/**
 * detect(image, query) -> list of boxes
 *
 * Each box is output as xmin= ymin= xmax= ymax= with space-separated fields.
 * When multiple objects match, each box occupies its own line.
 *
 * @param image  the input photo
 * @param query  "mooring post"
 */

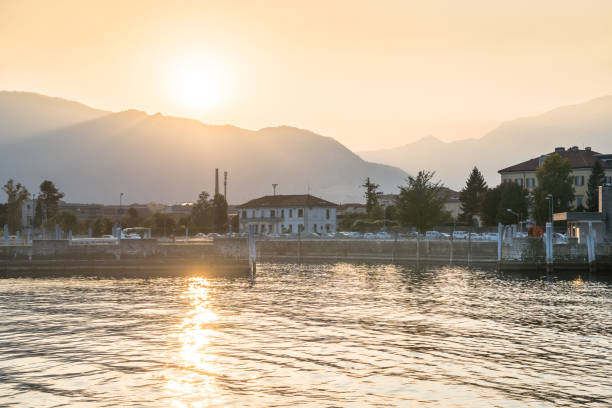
xmin=497 ymin=222 xmax=503 ymax=272
xmin=3 ymin=224 xmax=8 ymax=245
xmin=185 ymin=227 xmax=189 ymax=242
xmin=587 ymin=221 xmax=596 ymax=274
xmin=545 ymin=222 xmax=553 ymax=274
xmin=68 ymin=230 xmax=72 ymax=246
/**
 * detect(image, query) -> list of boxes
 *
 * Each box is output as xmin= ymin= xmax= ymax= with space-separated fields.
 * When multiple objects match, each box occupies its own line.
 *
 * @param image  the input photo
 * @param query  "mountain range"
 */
xmin=2 ymin=91 xmax=611 ymax=205
xmin=0 ymin=92 xmax=407 ymax=204
xmin=360 ymin=95 xmax=612 ymax=190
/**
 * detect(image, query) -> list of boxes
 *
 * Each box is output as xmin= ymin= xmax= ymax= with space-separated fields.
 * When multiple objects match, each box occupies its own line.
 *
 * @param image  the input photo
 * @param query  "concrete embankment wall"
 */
xmin=0 ymin=239 xmax=249 ymax=277
xmin=220 ymin=239 xmax=499 ymax=263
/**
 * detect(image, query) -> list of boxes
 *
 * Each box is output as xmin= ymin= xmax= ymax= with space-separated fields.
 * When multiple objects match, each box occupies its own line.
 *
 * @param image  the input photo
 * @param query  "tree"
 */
xmin=361 ymin=177 xmax=382 ymax=219
xmin=147 ymin=212 xmax=176 ymax=237
xmin=395 ymin=170 xmax=448 ymax=233
xmin=384 ymin=204 xmax=396 ymax=221
xmin=533 ymin=153 xmax=575 ymax=225
xmin=338 ymin=211 xmax=367 ymax=231
xmin=0 ymin=203 xmax=7 ymax=228
xmin=212 ymin=193 xmax=228 ymax=233
xmin=480 ymin=185 xmax=503 ymax=226
xmin=2 ymin=179 xmax=29 ymax=232
xmin=496 ymin=182 xmax=528 ymax=225
xmin=92 ymin=217 xmax=115 ymax=236
xmin=52 ymin=211 xmax=79 ymax=233
xmin=122 ymin=207 xmax=141 ymax=228
xmin=459 ymin=167 xmax=488 ymax=224
xmin=190 ymin=191 xmax=213 ymax=232
xmin=38 ymin=180 xmax=64 ymax=221
xmin=586 ymin=160 xmax=606 ymax=211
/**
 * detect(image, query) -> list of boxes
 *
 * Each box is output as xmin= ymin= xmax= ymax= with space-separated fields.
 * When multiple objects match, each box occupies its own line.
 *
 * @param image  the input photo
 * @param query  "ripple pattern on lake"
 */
xmin=0 ymin=264 xmax=611 ymax=407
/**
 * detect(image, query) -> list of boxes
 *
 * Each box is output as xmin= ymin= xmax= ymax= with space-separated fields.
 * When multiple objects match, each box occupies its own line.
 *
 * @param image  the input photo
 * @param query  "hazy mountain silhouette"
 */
xmin=0 ymin=91 xmax=407 ymax=204
xmin=360 ymin=95 xmax=612 ymax=190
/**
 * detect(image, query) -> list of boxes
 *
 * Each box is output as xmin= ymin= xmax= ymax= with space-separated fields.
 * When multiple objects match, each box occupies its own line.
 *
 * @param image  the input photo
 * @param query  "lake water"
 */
xmin=0 ymin=263 xmax=611 ymax=407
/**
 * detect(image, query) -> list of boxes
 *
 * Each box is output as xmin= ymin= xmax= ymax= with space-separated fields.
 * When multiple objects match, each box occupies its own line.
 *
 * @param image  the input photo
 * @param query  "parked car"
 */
xmin=468 ymin=232 xmax=483 ymax=240
xmin=194 ymin=232 xmax=207 ymax=238
xmin=425 ymin=231 xmax=442 ymax=240
xmin=363 ymin=232 xmax=376 ymax=239
xmin=348 ymin=232 xmax=361 ymax=239
xmin=376 ymin=232 xmax=393 ymax=239
xmin=484 ymin=232 xmax=498 ymax=241
xmin=453 ymin=231 xmax=468 ymax=240
xmin=440 ymin=233 xmax=451 ymax=240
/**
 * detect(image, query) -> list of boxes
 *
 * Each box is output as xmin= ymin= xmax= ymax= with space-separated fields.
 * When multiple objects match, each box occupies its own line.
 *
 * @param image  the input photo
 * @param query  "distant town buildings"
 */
xmin=498 ymin=146 xmax=612 ymax=208
xmin=238 ymin=194 xmax=337 ymax=234
xmin=440 ymin=188 xmax=461 ymax=219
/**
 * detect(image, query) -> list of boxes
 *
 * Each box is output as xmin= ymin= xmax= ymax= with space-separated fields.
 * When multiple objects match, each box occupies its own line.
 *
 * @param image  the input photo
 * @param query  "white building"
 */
xmin=21 ymin=199 xmax=35 ymax=228
xmin=238 ymin=194 xmax=337 ymax=235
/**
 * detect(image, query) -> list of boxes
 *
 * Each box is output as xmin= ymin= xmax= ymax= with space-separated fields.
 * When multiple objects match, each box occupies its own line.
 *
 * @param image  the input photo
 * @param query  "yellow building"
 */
xmin=498 ymin=146 xmax=612 ymax=208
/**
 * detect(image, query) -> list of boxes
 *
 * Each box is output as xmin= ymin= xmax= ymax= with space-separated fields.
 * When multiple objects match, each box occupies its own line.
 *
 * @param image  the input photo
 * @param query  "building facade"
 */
xmin=238 ymin=194 xmax=337 ymax=235
xmin=498 ymin=146 xmax=612 ymax=208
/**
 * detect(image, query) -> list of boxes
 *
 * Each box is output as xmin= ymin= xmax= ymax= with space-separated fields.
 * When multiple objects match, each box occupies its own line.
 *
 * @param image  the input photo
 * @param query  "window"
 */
xmin=298 ymin=209 xmax=304 ymax=217
xmin=575 ymin=175 xmax=584 ymax=186
xmin=241 ymin=210 xmax=247 ymax=219
xmin=576 ymin=195 xmax=584 ymax=208
xmin=313 ymin=224 xmax=317 ymax=232
xmin=606 ymin=176 xmax=612 ymax=185
xmin=281 ymin=209 xmax=284 ymax=218
xmin=326 ymin=224 xmax=331 ymax=232
xmin=526 ymin=178 xmax=535 ymax=188
xmin=289 ymin=209 xmax=293 ymax=218
xmin=326 ymin=208 xmax=330 ymax=219
xmin=515 ymin=178 xmax=523 ymax=186
xmin=270 ymin=210 xmax=276 ymax=217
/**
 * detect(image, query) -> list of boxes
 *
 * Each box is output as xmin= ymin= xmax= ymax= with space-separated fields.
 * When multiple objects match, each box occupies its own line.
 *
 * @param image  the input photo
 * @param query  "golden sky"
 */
xmin=1 ymin=0 xmax=611 ymax=150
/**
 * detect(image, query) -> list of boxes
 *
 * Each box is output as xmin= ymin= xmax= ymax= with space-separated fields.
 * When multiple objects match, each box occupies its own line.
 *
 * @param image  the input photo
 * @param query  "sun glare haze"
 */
xmin=1 ymin=1 xmax=612 ymax=407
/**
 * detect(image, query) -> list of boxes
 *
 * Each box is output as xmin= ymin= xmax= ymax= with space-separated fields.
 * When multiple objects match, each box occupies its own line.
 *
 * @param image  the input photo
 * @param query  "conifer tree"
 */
xmin=459 ymin=167 xmax=487 ymax=224
xmin=361 ymin=177 xmax=382 ymax=219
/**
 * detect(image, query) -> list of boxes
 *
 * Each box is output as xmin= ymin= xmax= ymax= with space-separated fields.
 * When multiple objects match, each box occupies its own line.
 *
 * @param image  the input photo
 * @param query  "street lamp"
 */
xmin=545 ymin=194 xmax=553 ymax=226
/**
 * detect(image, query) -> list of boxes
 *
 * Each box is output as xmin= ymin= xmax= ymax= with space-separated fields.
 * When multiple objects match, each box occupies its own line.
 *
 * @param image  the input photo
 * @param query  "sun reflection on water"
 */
xmin=166 ymin=278 xmax=224 ymax=407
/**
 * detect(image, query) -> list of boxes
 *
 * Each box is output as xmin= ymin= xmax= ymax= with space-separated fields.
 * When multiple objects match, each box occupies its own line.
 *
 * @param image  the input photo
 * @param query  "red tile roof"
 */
xmin=499 ymin=149 xmax=612 ymax=173
xmin=238 ymin=194 xmax=337 ymax=208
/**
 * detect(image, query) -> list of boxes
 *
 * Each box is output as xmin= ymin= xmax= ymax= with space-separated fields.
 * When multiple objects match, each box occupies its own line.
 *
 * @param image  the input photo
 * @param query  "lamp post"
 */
xmin=506 ymin=208 xmax=520 ymax=232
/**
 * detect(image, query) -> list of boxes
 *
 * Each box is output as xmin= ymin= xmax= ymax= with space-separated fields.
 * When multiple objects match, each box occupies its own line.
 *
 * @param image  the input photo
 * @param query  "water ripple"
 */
xmin=0 ymin=264 xmax=611 ymax=407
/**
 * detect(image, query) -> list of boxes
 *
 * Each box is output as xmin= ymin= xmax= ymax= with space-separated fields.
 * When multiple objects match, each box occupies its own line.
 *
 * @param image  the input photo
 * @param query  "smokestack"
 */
xmin=224 ymin=171 xmax=228 ymax=199
xmin=215 ymin=168 xmax=219 ymax=196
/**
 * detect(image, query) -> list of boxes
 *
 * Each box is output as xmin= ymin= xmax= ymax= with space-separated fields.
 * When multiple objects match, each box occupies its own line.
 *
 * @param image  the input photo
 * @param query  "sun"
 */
xmin=172 ymin=62 xmax=225 ymax=112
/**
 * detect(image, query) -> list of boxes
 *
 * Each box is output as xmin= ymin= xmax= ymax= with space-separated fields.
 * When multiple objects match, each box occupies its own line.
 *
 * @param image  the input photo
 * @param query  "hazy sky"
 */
xmin=2 ymin=0 xmax=611 ymax=150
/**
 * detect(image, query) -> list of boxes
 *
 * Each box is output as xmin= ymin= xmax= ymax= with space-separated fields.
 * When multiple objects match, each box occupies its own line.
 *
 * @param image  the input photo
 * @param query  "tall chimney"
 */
xmin=215 ymin=168 xmax=219 ymax=196
xmin=224 ymin=171 xmax=228 ymax=199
